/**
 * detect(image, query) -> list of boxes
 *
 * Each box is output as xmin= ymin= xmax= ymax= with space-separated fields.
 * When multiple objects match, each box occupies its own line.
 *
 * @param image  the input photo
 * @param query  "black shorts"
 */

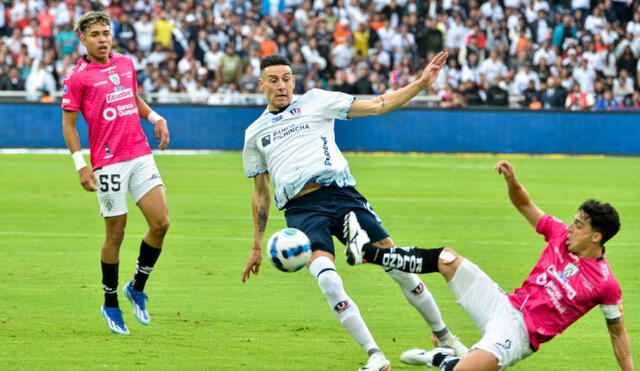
xmin=284 ymin=185 xmax=389 ymax=255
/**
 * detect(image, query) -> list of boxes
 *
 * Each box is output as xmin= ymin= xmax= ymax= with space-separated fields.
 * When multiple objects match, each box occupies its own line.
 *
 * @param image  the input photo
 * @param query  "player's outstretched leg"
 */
xmin=343 ymin=212 xmax=468 ymax=356
xmin=309 ymin=255 xmax=390 ymax=371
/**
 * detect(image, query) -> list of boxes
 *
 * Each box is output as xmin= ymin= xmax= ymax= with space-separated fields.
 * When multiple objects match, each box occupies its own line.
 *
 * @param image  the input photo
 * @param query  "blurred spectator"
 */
xmin=0 ymin=67 xmax=24 ymax=90
xmin=565 ymin=83 xmax=595 ymax=110
xmin=612 ymin=70 xmax=635 ymax=101
xmin=55 ymin=24 xmax=78 ymax=58
xmin=594 ymin=90 xmax=620 ymax=110
xmin=486 ymin=77 xmax=510 ymax=106
xmin=218 ymin=44 xmax=242 ymax=84
xmin=523 ymin=79 xmax=541 ymax=106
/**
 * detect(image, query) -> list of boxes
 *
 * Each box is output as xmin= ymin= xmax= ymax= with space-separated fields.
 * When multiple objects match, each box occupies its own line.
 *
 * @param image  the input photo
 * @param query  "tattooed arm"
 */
xmin=242 ymin=173 xmax=271 ymax=282
xmin=347 ymin=51 xmax=448 ymax=118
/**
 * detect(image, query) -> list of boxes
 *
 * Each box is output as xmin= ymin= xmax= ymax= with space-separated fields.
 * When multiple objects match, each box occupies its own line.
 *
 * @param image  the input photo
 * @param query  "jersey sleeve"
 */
xmin=61 ymin=72 xmax=83 ymax=111
xmin=306 ymin=88 xmax=355 ymax=120
xmin=243 ymin=132 xmax=267 ymax=178
xmin=535 ymin=214 xmax=567 ymax=242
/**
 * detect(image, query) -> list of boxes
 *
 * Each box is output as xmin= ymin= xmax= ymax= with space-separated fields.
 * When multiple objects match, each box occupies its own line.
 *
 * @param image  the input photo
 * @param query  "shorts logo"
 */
xmin=496 ymin=339 xmax=512 ymax=349
xmin=150 ymin=173 xmax=160 ymax=180
xmin=411 ymin=282 xmax=425 ymax=295
xmin=261 ymin=135 xmax=271 ymax=147
xmin=103 ymin=194 xmax=115 ymax=212
xmin=334 ymin=300 xmax=350 ymax=313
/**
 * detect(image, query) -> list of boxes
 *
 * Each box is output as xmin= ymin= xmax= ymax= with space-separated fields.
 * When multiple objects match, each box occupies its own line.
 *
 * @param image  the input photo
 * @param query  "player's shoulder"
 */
xmin=63 ymin=58 xmax=90 ymax=83
xmin=111 ymin=52 xmax=134 ymax=65
xmin=245 ymin=110 xmax=271 ymax=138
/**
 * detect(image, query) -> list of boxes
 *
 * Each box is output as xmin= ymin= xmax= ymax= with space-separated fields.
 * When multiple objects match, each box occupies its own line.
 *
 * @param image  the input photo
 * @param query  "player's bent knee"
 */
xmin=150 ymin=217 xmax=170 ymax=237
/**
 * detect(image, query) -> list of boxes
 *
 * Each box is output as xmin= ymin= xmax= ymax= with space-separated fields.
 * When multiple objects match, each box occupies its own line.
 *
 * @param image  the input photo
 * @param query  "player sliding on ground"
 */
xmin=242 ymin=52 xmax=468 ymax=371
xmin=61 ymin=11 xmax=170 ymax=335
xmin=343 ymin=160 xmax=633 ymax=370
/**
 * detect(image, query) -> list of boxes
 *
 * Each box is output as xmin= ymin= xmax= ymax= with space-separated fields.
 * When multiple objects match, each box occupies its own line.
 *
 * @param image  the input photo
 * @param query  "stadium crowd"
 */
xmin=0 ymin=0 xmax=639 ymax=110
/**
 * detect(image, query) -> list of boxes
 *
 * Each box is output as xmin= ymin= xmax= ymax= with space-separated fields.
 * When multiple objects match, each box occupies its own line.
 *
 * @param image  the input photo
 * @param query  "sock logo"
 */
xmin=334 ymin=300 xmax=350 ymax=313
xmin=411 ymin=282 xmax=425 ymax=295
xmin=382 ymin=252 xmax=423 ymax=273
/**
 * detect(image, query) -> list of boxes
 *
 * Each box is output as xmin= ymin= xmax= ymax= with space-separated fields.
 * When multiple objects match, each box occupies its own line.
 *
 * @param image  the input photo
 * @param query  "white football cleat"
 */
xmin=359 ymin=351 xmax=391 ymax=371
xmin=400 ymin=347 xmax=455 ymax=367
xmin=437 ymin=332 xmax=469 ymax=357
xmin=343 ymin=211 xmax=370 ymax=265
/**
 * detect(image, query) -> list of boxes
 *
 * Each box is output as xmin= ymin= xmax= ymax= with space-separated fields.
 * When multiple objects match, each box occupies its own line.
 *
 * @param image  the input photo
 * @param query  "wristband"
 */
xmin=71 ymin=151 xmax=87 ymax=171
xmin=148 ymin=111 xmax=164 ymax=124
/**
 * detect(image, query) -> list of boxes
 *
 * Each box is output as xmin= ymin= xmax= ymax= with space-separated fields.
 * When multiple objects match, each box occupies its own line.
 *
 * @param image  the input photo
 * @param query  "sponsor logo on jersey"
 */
xmin=271 ymin=115 xmax=283 ymax=123
xmin=271 ymin=123 xmax=310 ymax=142
xmin=563 ymin=262 xmax=579 ymax=278
xmin=109 ymin=73 xmax=120 ymax=85
xmin=62 ymin=98 xmax=71 ymax=104
xmin=321 ymin=136 xmax=331 ymax=166
xmin=106 ymin=87 xmax=133 ymax=103
xmin=102 ymin=103 xmax=137 ymax=121
xmin=261 ymin=134 xmax=271 ymax=147
xmin=101 ymin=66 xmax=117 ymax=73
xmin=63 ymin=85 xmax=68 ymax=94
xmin=93 ymin=81 xmax=107 ymax=87
xmin=334 ymin=300 xmax=350 ymax=313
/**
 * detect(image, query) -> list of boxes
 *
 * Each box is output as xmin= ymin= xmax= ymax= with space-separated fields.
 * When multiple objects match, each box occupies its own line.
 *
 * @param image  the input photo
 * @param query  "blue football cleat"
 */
xmin=123 ymin=281 xmax=150 ymax=325
xmin=101 ymin=304 xmax=129 ymax=335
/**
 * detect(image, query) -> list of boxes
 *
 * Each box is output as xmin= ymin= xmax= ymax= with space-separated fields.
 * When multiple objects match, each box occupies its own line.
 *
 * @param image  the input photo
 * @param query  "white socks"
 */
xmin=386 ymin=268 xmax=447 ymax=333
xmin=309 ymin=256 xmax=379 ymax=353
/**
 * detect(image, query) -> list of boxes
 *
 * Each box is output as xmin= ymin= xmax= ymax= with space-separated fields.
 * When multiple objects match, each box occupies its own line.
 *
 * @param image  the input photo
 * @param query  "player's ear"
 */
xmin=591 ymin=231 xmax=603 ymax=245
xmin=258 ymin=78 xmax=264 ymax=92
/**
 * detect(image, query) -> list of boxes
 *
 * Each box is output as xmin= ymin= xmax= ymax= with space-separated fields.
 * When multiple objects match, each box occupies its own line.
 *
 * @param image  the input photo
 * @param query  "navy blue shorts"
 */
xmin=284 ymin=185 xmax=389 ymax=256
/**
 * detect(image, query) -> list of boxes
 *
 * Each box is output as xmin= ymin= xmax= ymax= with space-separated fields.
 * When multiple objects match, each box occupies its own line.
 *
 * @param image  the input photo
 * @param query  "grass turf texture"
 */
xmin=0 ymin=153 xmax=638 ymax=370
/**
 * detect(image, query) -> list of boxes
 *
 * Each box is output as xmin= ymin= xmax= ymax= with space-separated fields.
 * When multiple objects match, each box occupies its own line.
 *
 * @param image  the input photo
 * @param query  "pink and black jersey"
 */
xmin=62 ymin=52 xmax=151 ymax=169
xmin=508 ymin=214 xmax=622 ymax=350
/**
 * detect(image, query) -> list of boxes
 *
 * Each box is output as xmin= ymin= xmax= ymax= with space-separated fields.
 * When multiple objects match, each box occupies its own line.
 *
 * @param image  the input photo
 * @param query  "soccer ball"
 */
xmin=267 ymin=228 xmax=312 ymax=272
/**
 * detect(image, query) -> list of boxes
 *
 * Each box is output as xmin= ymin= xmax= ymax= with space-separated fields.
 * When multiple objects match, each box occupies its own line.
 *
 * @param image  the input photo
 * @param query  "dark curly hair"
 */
xmin=579 ymin=199 xmax=620 ymax=244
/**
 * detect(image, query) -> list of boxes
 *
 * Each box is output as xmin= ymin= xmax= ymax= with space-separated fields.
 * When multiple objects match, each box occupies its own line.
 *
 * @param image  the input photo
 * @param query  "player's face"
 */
xmin=566 ymin=211 xmax=599 ymax=254
xmin=80 ymin=23 xmax=112 ymax=63
xmin=260 ymin=65 xmax=295 ymax=110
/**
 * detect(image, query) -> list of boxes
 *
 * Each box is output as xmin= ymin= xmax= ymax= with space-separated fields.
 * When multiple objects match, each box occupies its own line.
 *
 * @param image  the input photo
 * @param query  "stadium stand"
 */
xmin=0 ymin=0 xmax=638 ymax=110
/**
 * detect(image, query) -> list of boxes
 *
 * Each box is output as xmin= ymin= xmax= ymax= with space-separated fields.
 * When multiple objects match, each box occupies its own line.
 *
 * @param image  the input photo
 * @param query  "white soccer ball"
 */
xmin=267 ymin=228 xmax=311 ymax=272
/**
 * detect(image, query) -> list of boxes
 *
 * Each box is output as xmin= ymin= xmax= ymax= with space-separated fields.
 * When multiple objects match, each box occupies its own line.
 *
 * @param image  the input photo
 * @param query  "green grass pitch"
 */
xmin=1 ymin=153 xmax=638 ymax=370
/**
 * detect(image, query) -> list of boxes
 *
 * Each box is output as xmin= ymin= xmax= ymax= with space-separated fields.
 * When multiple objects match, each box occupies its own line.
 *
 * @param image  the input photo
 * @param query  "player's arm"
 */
xmin=494 ymin=160 xmax=544 ymax=228
xmin=607 ymin=316 xmax=634 ymax=370
xmin=242 ymin=172 xmax=271 ymax=282
xmin=135 ymin=94 xmax=169 ymax=150
xmin=347 ymin=51 xmax=448 ymax=118
xmin=62 ymin=109 xmax=97 ymax=191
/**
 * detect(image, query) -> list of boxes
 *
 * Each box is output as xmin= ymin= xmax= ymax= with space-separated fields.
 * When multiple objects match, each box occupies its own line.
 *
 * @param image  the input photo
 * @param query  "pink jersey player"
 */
xmin=62 ymin=52 xmax=151 ymax=169
xmin=62 ymin=11 xmax=170 ymax=337
xmin=345 ymin=160 xmax=633 ymax=370
xmin=509 ymin=214 xmax=622 ymax=350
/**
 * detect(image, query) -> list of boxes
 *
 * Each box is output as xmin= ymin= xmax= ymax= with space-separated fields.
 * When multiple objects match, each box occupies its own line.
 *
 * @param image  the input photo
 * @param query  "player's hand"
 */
xmin=242 ymin=248 xmax=262 ymax=283
xmin=494 ymin=160 xmax=516 ymax=182
xmin=154 ymin=119 xmax=170 ymax=150
xmin=419 ymin=51 xmax=448 ymax=89
xmin=78 ymin=167 xmax=97 ymax=191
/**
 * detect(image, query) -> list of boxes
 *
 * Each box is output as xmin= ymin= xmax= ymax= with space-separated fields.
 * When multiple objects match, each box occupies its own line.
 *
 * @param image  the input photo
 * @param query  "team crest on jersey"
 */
xmin=563 ymin=262 xmax=579 ymax=277
xmin=289 ymin=107 xmax=301 ymax=116
xmin=108 ymin=73 xmax=120 ymax=86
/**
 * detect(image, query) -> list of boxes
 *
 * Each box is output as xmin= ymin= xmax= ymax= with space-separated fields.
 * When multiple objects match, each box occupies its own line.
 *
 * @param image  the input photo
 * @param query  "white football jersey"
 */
xmin=243 ymin=89 xmax=356 ymax=209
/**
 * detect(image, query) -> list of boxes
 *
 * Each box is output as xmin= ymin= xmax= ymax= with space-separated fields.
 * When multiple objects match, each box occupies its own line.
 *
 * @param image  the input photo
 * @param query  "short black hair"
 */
xmin=579 ymin=199 xmax=620 ymax=244
xmin=260 ymin=55 xmax=292 ymax=71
